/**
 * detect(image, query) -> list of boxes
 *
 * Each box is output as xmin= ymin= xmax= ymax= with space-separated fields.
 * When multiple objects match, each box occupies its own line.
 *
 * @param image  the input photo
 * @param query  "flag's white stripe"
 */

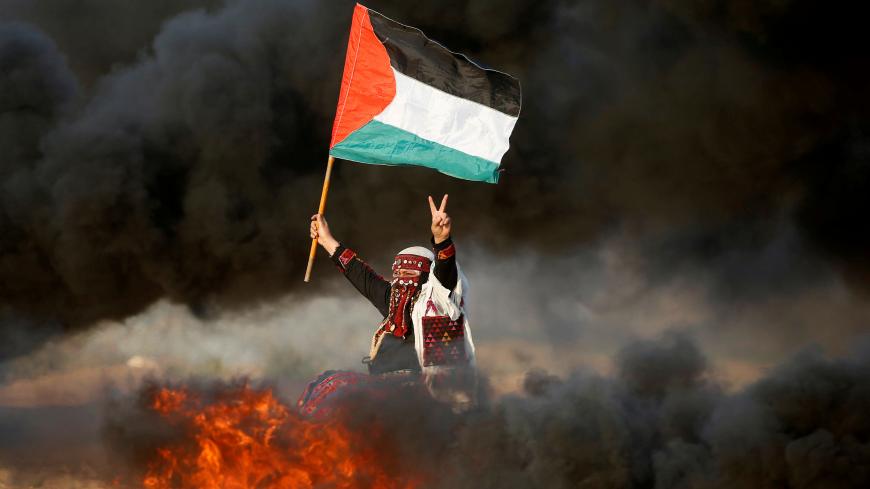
xmin=373 ymin=69 xmax=518 ymax=164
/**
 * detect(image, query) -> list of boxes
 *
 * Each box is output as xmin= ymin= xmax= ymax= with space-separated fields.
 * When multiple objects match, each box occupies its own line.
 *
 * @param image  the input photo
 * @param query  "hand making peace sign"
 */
xmin=429 ymin=194 xmax=451 ymax=244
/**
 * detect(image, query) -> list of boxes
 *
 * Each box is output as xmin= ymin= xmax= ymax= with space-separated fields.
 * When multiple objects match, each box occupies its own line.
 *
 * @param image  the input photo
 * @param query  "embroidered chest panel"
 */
xmin=421 ymin=314 xmax=466 ymax=367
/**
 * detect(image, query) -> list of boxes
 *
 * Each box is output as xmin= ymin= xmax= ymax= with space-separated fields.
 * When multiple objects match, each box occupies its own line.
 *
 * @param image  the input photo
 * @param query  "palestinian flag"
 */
xmin=328 ymin=4 xmax=521 ymax=184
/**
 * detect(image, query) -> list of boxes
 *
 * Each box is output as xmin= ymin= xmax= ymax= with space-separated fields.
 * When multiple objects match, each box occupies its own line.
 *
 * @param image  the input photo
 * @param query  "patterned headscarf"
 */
xmin=370 ymin=246 xmax=433 ymax=358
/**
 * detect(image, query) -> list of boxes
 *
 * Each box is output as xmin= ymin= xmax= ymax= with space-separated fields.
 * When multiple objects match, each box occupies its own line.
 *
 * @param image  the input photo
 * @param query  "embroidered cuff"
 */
xmin=432 ymin=236 xmax=455 ymax=261
xmin=329 ymin=244 xmax=357 ymax=273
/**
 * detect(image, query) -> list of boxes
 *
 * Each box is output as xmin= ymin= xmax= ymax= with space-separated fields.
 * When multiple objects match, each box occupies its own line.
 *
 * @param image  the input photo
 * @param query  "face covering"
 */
xmin=382 ymin=253 xmax=432 ymax=338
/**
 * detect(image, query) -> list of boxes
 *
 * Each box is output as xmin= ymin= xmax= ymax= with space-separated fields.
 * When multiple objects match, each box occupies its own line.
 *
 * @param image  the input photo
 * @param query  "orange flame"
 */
xmin=142 ymin=385 xmax=418 ymax=489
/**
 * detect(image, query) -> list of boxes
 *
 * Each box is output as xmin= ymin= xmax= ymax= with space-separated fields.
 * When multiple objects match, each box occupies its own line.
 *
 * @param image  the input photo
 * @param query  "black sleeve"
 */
xmin=330 ymin=244 xmax=391 ymax=318
xmin=432 ymin=236 xmax=458 ymax=290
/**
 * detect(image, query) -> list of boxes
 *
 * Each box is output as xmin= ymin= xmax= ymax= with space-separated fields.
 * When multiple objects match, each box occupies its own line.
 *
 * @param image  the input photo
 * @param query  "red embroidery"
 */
xmin=422 ymin=315 xmax=467 ymax=367
xmin=382 ymin=253 xmax=429 ymax=338
xmin=296 ymin=371 xmax=370 ymax=418
xmin=338 ymin=248 xmax=356 ymax=269
xmin=437 ymin=243 xmax=455 ymax=260
xmin=386 ymin=284 xmax=417 ymax=338
xmin=391 ymin=254 xmax=432 ymax=274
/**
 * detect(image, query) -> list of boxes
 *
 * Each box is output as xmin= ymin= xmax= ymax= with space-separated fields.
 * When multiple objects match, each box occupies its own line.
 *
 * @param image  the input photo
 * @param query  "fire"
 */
xmin=142 ymin=384 xmax=417 ymax=489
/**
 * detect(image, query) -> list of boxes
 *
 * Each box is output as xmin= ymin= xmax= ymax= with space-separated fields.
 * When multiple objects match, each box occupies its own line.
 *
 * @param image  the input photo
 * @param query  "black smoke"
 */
xmin=98 ymin=333 xmax=870 ymax=488
xmin=1 ymin=0 xmax=869 ymax=353
xmin=0 ymin=0 xmax=223 ymax=85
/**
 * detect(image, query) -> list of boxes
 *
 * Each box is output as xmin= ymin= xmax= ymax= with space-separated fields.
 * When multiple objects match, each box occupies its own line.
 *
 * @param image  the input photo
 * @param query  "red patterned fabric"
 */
xmin=296 ymin=370 xmax=370 ymax=418
xmin=338 ymin=248 xmax=357 ymax=269
xmin=436 ymin=243 xmax=455 ymax=260
xmin=391 ymin=254 xmax=432 ymax=274
xmin=422 ymin=314 xmax=467 ymax=367
xmin=380 ymin=253 xmax=432 ymax=338
xmin=297 ymin=370 xmax=423 ymax=418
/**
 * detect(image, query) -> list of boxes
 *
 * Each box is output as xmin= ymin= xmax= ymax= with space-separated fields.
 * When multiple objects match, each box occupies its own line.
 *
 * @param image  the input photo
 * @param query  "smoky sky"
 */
xmin=1 ymin=0 xmax=869 ymax=353
xmin=92 ymin=332 xmax=870 ymax=489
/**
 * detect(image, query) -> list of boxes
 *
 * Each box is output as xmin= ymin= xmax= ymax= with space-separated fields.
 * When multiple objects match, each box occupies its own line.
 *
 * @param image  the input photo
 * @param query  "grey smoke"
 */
xmin=438 ymin=333 xmax=869 ymax=488
xmin=92 ymin=332 xmax=870 ymax=488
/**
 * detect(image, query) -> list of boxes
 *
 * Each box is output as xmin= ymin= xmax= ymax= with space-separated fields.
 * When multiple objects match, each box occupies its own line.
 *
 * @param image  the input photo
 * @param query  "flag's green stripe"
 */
xmin=329 ymin=120 xmax=501 ymax=184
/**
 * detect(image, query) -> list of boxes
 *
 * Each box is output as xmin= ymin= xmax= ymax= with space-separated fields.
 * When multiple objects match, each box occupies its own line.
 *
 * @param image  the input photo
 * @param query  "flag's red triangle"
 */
xmin=330 ymin=4 xmax=396 ymax=148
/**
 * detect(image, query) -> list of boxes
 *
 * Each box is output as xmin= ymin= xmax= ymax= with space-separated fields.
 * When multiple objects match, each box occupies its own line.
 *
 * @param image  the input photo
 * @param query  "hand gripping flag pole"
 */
xmin=305 ymin=3 xmax=520 ymax=281
xmin=303 ymin=155 xmax=334 ymax=283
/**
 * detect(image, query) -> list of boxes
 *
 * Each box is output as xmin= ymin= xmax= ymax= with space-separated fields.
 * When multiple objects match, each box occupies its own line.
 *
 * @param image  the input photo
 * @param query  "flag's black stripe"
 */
xmin=368 ymin=10 xmax=521 ymax=117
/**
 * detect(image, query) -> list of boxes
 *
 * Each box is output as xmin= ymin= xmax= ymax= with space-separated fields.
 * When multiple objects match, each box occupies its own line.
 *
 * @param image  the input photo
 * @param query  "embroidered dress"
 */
xmin=328 ymin=238 xmax=476 ymax=378
xmin=292 ymin=237 xmax=478 ymax=414
xmin=410 ymin=253 xmax=477 ymax=406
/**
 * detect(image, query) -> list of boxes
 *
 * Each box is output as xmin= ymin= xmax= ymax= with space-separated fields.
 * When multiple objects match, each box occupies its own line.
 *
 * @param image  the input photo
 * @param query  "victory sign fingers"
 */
xmin=428 ymin=194 xmax=449 ymax=218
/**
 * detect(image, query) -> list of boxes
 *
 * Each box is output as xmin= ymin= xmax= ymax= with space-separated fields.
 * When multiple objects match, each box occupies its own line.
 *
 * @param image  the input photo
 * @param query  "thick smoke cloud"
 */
xmin=1 ymin=0 xmax=348 ymax=339
xmin=1 ymin=0 xmax=869 ymax=354
xmin=90 ymin=333 xmax=870 ymax=489
xmin=0 ymin=0 xmax=221 ymax=85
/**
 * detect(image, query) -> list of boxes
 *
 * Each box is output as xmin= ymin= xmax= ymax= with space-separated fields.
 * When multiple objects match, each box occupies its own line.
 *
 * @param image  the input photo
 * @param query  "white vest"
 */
xmin=411 ymin=260 xmax=476 ymax=375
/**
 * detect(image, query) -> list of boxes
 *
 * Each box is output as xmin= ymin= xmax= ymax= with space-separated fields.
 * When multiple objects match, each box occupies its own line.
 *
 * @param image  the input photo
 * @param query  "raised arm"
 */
xmin=429 ymin=194 xmax=458 ymax=290
xmin=311 ymin=214 xmax=390 ymax=317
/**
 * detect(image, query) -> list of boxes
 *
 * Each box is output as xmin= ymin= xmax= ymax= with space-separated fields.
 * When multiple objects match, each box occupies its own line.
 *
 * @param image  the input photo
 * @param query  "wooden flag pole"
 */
xmin=304 ymin=155 xmax=335 ymax=282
